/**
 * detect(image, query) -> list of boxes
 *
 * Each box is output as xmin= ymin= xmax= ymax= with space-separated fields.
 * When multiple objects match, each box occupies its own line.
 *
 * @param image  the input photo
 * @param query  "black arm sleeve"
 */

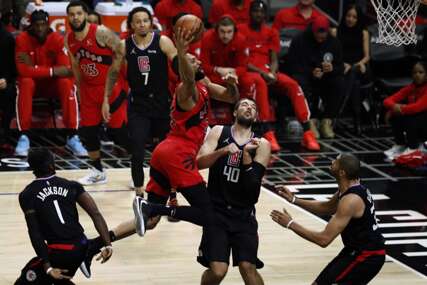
xmin=241 ymin=161 xmax=266 ymax=204
xmin=19 ymin=193 xmax=49 ymax=265
xmin=172 ymin=55 xmax=179 ymax=75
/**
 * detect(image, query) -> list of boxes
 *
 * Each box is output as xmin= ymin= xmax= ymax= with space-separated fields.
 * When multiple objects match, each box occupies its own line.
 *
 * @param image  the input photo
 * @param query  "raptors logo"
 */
xmin=137 ymin=56 xmax=150 ymax=73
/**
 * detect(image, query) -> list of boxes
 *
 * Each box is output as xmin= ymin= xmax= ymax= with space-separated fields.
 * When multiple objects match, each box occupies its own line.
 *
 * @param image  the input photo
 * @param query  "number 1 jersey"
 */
xmin=19 ymin=175 xmax=86 ymax=244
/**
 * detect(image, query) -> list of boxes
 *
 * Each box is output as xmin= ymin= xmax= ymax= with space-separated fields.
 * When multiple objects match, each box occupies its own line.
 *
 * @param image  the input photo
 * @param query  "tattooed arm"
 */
xmin=95 ymin=25 xmax=125 ymax=121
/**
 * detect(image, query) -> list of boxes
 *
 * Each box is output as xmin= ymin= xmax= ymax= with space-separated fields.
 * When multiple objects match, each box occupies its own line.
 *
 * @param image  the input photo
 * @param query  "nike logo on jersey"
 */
xmin=130 ymin=48 xmax=137 ymax=55
xmin=223 ymin=138 xmax=230 ymax=144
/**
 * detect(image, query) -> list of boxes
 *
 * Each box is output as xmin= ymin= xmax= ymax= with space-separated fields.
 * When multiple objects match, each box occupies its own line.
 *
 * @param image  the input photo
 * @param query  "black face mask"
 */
xmin=70 ymin=19 xmax=87 ymax=32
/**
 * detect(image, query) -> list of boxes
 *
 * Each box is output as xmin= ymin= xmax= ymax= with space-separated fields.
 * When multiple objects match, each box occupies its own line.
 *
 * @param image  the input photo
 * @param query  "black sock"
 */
xmin=172 ymin=206 xmax=208 ymax=226
xmin=302 ymin=121 xmax=310 ymax=132
xmin=88 ymin=230 xmax=116 ymax=257
xmin=90 ymin=159 xmax=103 ymax=172
xmin=150 ymin=203 xmax=173 ymax=217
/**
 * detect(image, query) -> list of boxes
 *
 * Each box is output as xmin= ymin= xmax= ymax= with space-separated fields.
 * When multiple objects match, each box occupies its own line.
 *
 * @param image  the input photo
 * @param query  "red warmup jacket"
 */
xmin=238 ymin=23 xmax=280 ymax=73
xmin=155 ymin=0 xmax=203 ymax=31
xmin=384 ymin=83 xmax=427 ymax=115
xmin=208 ymin=0 xmax=252 ymax=25
xmin=15 ymin=30 xmax=70 ymax=79
xmin=200 ymin=28 xmax=248 ymax=78
xmin=273 ymin=4 xmax=322 ymax=31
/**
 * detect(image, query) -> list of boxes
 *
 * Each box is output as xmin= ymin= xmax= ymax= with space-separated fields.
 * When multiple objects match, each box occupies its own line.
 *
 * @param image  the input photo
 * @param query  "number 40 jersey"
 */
xmin=207 ymin=126 xmax=259 ymax=210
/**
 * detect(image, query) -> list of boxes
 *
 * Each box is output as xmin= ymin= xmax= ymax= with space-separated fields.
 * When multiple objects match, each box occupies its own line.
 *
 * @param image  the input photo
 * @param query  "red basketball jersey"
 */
xmin=168 ymin=83 xmax=210 ymax=149
xmin=67 ymin=24 xmax=113 ymax=86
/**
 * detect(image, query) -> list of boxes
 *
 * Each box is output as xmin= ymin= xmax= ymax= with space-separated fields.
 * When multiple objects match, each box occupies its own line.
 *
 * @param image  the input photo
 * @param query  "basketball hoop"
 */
xmin=370 ymin=0 xmax=421 ymax=46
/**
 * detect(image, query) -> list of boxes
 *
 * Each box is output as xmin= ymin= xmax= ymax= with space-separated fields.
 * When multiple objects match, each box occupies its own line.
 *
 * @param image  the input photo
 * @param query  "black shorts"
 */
xmin=315 ymin=247 xmax=386 ymax=285
xmin=15 ymin=238 xmax=88 ymax=285
xmin=197 ymin=207 xmax=263 ymax=268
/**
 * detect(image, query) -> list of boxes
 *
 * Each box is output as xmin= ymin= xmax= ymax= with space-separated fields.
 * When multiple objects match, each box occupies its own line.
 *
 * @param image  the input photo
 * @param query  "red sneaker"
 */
xmin=263 ymin=130 xmax=281 ymax=152
xmin=301 ymin=130 xmax=320 ymax=151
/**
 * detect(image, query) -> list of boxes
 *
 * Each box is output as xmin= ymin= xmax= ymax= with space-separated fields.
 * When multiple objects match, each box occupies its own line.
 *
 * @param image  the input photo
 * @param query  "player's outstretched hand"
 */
xmin=47 ymin=268 xmax=71 ymax=280
xmin=174 ymin=27 xmax=194 ymax=54
xmin=101 ymin=99 xmax=111 ymax=123
xmin=96 ymin=245 xmax=113 ymax=264
xmin=270 ymin=208 xmax=293 ymax=228
xmin=275 ymin=185 xmax=295 ymax=203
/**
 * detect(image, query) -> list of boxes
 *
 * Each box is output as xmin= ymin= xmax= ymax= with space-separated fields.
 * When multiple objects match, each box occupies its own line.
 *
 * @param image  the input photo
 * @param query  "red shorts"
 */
xmin=146 ymin=137 xmax=205 ymax=198
xmin=79 ymin=79 xmax=128 ymax=128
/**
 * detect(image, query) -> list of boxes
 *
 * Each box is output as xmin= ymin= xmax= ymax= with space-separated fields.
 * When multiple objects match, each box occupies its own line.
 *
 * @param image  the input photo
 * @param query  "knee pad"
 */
xmin=79 ymin=126 xmax=100 ymax=152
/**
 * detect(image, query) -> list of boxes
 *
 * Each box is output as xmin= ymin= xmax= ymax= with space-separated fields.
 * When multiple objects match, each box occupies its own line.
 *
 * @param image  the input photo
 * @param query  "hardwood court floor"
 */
xmin=1 ymin=169 xmax=425 ymax=284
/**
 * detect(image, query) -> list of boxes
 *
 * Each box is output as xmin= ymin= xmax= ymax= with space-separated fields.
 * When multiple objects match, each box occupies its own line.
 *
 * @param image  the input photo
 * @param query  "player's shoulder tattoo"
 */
xmin=96 ymin=25 xmax=121 ymax=49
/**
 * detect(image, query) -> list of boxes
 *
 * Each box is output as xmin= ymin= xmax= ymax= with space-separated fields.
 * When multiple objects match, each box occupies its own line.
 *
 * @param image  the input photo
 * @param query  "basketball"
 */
xmin=174 ymin=14 xmax=204 ymax=43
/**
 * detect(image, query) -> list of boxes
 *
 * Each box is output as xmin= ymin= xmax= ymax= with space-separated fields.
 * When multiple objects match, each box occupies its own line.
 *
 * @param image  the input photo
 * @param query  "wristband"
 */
xmin=46 ymin=267 xmax=53 ymax=275
xmin=49 ymin=68 xmax=53 ymax=77
xmin=291 ymin=196 xmax=296 ymax=204
xmin=286 ymin=219 xmax=294 ymax=229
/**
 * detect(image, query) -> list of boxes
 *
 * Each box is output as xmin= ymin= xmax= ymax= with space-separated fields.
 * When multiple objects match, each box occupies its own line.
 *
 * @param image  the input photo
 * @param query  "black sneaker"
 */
xmin=133 ymin=196 xmax=150 ymax=236
xmin=79 ymin=256 xmax=92 ymax=278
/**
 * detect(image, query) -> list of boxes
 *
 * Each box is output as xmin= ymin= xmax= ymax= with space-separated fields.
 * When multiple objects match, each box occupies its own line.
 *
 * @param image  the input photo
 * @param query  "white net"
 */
xmin=370 ymin=0 xmax=421 ymax=46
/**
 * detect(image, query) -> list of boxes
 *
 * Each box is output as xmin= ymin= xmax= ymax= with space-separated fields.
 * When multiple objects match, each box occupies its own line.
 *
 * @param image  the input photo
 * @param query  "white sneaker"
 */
xmin=384 ymin=144 xmax=405 ymax=158
xmin=78 ymin=168 xmax=107 ymax=185
xmin=399 ymin=147 xmax=419 ymax=157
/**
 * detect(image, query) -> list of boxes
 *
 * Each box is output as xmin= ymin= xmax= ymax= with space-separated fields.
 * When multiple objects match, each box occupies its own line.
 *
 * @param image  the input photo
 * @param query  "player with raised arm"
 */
xmin=271 ymin=153 xmax=385 ymax=284
xmin=78 ymin=20 xmax=239 ymax=278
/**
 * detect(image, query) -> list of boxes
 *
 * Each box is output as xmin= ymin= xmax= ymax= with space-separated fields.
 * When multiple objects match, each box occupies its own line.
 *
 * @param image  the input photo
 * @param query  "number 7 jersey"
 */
xmin=125 ymin=32 xmax=170 ymax=117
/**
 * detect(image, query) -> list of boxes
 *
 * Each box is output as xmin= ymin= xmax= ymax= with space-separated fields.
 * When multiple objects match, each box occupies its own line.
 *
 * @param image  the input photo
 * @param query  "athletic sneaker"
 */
xmin=133 ymin=196 xmax=151 ymax=237
xmin=79 ymin=257 xmax=92 ymax=278
xmin=66 ymin=135 xmax=88 ymax=157
xmin=383 ymin=144 xmax=406 ymax=158
xmin=263 ymin=130 xmax=281 ymax=152
xmin=79 ymin=238 xmax=101 ymax=278
xmin=301 ymin=130 xmax=320 ymax=151
xmin=78 ymin=168 xmax=107 ymax=185
xmin=15 ymin=134 xmax=30 ymax=157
